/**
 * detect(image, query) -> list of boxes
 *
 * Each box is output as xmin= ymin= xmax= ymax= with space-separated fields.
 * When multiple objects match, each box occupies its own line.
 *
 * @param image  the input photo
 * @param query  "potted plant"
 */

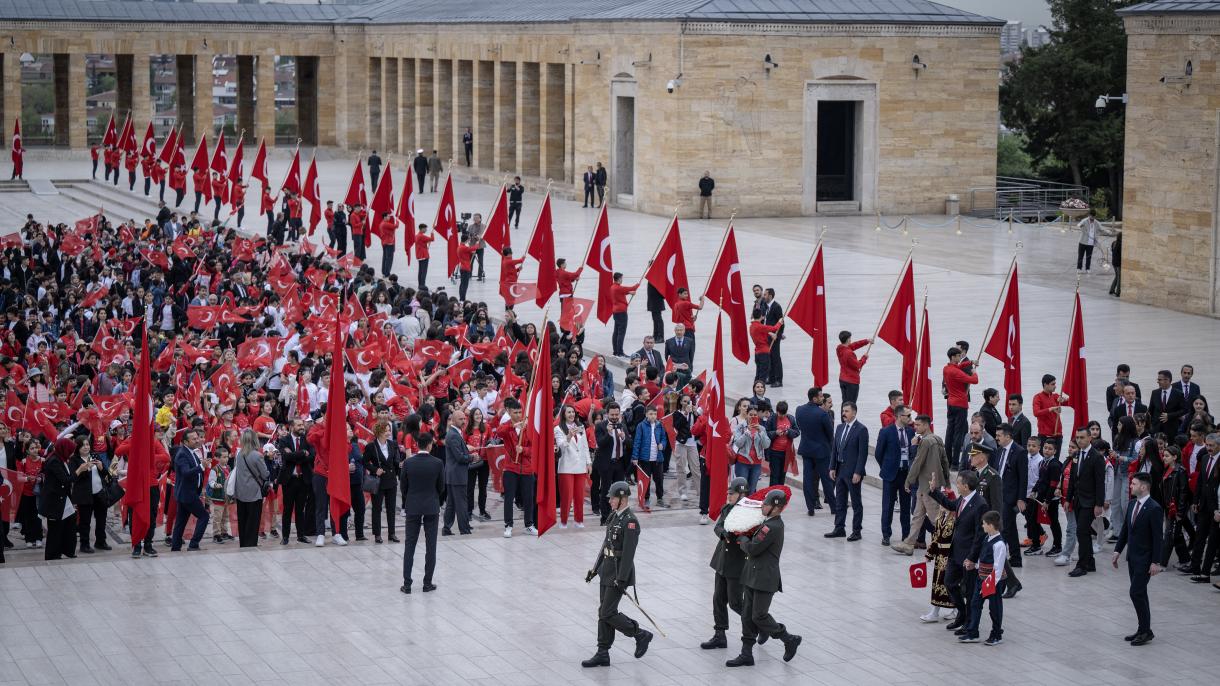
xmin=1059 ymin=197 xmax=1090 ymax=220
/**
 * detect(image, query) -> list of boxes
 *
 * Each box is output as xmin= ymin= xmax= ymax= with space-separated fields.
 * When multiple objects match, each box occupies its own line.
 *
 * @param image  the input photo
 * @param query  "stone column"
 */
xmin=132 ymin=53 xmax=151 ymax=125
xmin=236 ymin=55 xmax=255 ymax=138
xmin=2 ymin=54 xmax=20 ymax=147
xmin=315 ymin=55 xmax=336 ymax=147
xmin=383 ymin=57 xmax=398 ymax=155
xmin=540 ymin=63 xmax=566 ymax=183
xmin=520 ymin=62 xmax=540 ymax=179
xmin=367 ymin=57 xmax=382 ymax=152
xmin=193 ymin=53 xmax=213 ymax=140
xmin=398 ymin=58 xmax=414 ymax=155
xmin=297 ymin=56 xmax=319 ymax=146
xmin=474 ymin=60 xmax=493 ymax=169
xmin=496 ymin=61 xmax=516 ymax=173
xmin=565 ymin=63 xmax=575 ymax=184
xmin=456 ymin=60 xmax=473 ymax=168
xmin=115 ymin=54 xmax=134 ymax=119
xmin=176 ymin=55 xmax=195 ymax=142
xmin=435 ymin=59 xmax=453 ymax=162
xmin=255 ymin=54 xmax=275 ymax=147
xmin=331 ymin=27 xmax=368 ymax=150
xmin=68 ymin=53 xmax=86 ymax=148
xmin=416 ymin=58 xmax=434 ymax=155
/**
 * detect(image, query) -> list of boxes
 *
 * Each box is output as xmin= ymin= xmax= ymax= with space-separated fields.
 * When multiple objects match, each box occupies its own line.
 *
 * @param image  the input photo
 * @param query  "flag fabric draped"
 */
xmin=325 ymin=302 xmax=352 ymax=530
xmin=157 ymin=126 xmax=178 ymax=166
xmin=118 ymin=116 xmax=137 ymax=155
xmin=635 ymin=464 xmax=652 ymax=513
xmin=1061 ymin=291 xmax=1089 ymax=429
xmin=787 ymin=243 xmax=828 ymax=386
xmin=228 ymin=134 xmax=244 ymax=185
xmin=9 ymin=119 xmax=21 ymax=177
xmin=876 ymin=256 xmax=917 ymax=389
xmin=526 ymin=193 xmax=557 ymax=307
xmin=282 ymin=148 xmax=303 ymax=197
xmin=702 ymin=224 xmax=749 ymax=364
xmin=642 ymin=216 xmax=689 ymax=308
xmin=908 ymin=301 xmax=934 ymax=422
xmin=433 ymin=174 xmax=459 ymax=270
xmin=369 ymin=164 xmax=395 ymax=225
xmin=701 ymin=314 xmax=730 ymax=518
xmin=482 ymin=185 xmax=511 ymax=254
xmin=983 ymin=262 xmax=1022 ymax=398
xmin=140 ymin=122 xmax=156 ymax=159
xmin=251 ymin=137 xmax=270 ymax=186
xmin=397 ymin=165 xmax=415 ymax=263
xmin=102 ymin=114 xmax=118 ymax=148
xmin=528 ymin=329 xmax=556 ymax=536
xmin=123 ymin=324 xmax=154 ymax=548
xmin=302 ymin=156 xmax=322 ymax=236
xmin=210 ymin=132 xmax=227 ymax=175
xmin=583 ymin=203 xmax=614 ymax=324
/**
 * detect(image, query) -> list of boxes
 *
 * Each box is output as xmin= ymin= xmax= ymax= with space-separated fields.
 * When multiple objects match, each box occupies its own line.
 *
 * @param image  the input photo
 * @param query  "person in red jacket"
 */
xmin=170 ymin=164 xmax=187 ymax=207
xmin=879 ymin=389 xmax=903 ymax=428
xmin=496 ymin=402 xmax=536 ymax=537
xmin=500 ymin=247 xmax=526 ymax=306
xmin=672 ymin=287 xmax=703 ymax=334
xmin=556 ymin=258 xmax=583 ymax=301
xmin=414 ymin=224 xmax=434 ymax=290
xmin=90 ymin=144 xmax=99 ymax=179
xmin=749 ymin=308 xmax=783 ymax=385
xmin=349 ymin=204 xmax=367 ymax=261
xmin=124 ymin=151 xmax=139 ymax=191
xmin=286 ymin=193 xmax=303 ymax=242
xmin=457 ymin=238 xmax=479 ymax=301
xmin=211 ymin=172 xmax=228 ymax=223
xmin=150 ymin=160 xmax=167 ymax=203
xmin=104 ymin=145 xmax=119 ymax=184
xmin=836 ymin=331 xmax=870 ymax=404
xmin=377 ymin=212 xmax=397 ymax=277
xmin=943 ymin=347 xmax=980 ymax=469
xmin=1033 ymin=374 xmax=1068 ymax=457
xmin=140 ymin=153 xmax=154 ymax=195
xmin=609 ymin=272 xmax=640 ymax=358
xmin=230 ymin=181 xmax=246 ymax=229
xmin=192 ymin=166 xmax=209 ymax=213
xmin=324 ymin=200 xmax=336 ymax=245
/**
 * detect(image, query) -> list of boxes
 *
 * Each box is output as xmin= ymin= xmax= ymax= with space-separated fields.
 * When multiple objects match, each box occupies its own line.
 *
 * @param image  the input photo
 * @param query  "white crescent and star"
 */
xmin=598 ymin=238 xmax=612 ymax=271
xmin=666 ymin=255 xmax=677 ymax=285
xmin=727 ymin=263 xmax=742 ymax=304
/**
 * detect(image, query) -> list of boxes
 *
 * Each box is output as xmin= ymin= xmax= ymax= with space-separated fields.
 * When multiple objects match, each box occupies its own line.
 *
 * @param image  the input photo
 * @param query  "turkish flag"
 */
xmin=369 ymin=163 xmax=395 ymax=221
xmin=251 ymin=137 xmax=270 ymax=186
xmin=157 ymin=125 xmax=178 ymax=165
xmin=635 ymin=464 xmax=652 ymax=512
xmin=527 ymin=329 xmax=556 ymax=535
xmin=102 ymin=113 xmax=118 ymax=148
xmin=10 ymin=118 xmax=21 ymax=176
xmin=981 ymin=572 xmax=997 ymax=598
xmin=302 ymin=156 xmax=322 ymax=236
xmin=908 ymin=303 xmax=934 ymax=423
xmin=583 ymin=203 xmax=614 ymax=324
xmin=482 ymin=184 xmax=511 ymax=254
xmin=1061 ymin=291 xmax=1089 ymax=428
xmin=140 ymin=247 xmax=169 ymax=270
xmin=282 ymin=148 xmax=303 ymax=197
xmin=346 ymin=343 xmax=383 ymax=374
xmin=504 ymin=282 xmax=539 ymax=307
xmin=642 ymin=216 xmax=689 ymax=308
xmin=209 ymin=364 xmax=239 ymax=405
xmin=1038 ymin=505 xmax=1051 ymax=526
xmin=343 ymin=159 xmax=366 ymax=208
xmin=983 ymin=262 xmax=1022 ymax=398
xmin=236 ymin=337 xmax=281 ymax=371
xmin=701 ymin=314 xmax=731 ymax=519
xmin=877 ymin=256 xmax=917 ymax=390
xmin=118 ymin=115 xmax=136 ymax=155
xmin=559 ymin=297 xmax=595 ymax=333
xmin=324 ymin=305 xmax=352 ymax=530
xmin=702 ymin=224 xmax=749 ymax=364
xmin=0 ymin=466 xmax=22 ymax=523
xmin=210 ymin=131 xmax=227 ymax=175
xmin=909 ymin=561 xmax=928 ymax=588
xmin=139 ymin=121 xmax=156 ymax=161
xmin=433 ymin=173 xmax=457 ymax=242
xmin=580 ymin=355 xmax=602 ymax=398
xmin=527 ymin=193 xmax=557 ymax=307
xmin=189 ymin=134 xmax=212 ymax=201
xmin=397 ymin=164 xmax=415 ymax=263
xmin=227 ymin=133 xmax=244 ymax=189
xmin=446 ymin=356 xmax=475 ymax=386
xmin=788 ymin=243 xmax=829 ymax=386
xmin=123 ymin=326 xmax=154 ymax=547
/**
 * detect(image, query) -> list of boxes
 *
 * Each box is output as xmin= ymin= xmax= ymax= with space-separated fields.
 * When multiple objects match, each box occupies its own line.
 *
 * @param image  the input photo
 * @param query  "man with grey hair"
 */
xmin=443 ymin=410 xmax=473 ymax=536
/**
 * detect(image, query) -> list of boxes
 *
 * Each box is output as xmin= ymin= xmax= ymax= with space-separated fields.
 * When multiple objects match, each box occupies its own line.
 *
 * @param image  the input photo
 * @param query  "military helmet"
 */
xmin=728 ymin=477 xmax=749 ymax=494
xmin=763 ymin=489 xmax=788 ymax=507
xmin=608 ymin=481 xmax=632 ymax=498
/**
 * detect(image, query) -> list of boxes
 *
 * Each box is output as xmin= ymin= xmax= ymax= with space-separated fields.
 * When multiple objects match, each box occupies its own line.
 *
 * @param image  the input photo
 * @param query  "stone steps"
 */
xmin=54 ymin=179 xmax=164 ymax=223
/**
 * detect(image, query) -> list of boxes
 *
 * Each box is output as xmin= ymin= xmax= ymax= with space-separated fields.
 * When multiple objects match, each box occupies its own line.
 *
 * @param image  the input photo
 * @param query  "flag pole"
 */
xmin=909 ymin=288 xmax=929 ymax=412
xmin=523 ymin=179 xmax=553 ymax=258
xmin=700 ymin=209 xmax=737 ymax=301
xmin=579 ymin=201 xmax=608 ymax=278
xmin=784 ymin=226 xmax=827 ymax=316
xmin=431 ymin=167 xmax=453 ymax=230
xmin=1056 ymin=281 xmax=1081 ymax=436
xmin=864 ymin=248 xmax=915 ymax=358
xmin=628 ymin=208 xmax=679 ymax=304
xmin=516 ymin=306 xmax=552 ymax=451
xmin=979 ymin=252 xmax=1018 ymax=355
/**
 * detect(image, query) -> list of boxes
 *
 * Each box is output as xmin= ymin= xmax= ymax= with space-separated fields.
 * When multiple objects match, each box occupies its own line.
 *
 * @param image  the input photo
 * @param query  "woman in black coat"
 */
xmin=68 ymin=438 xmax=111 ymax=554
xmin=43 ymin=437 xmax=93 ymax=561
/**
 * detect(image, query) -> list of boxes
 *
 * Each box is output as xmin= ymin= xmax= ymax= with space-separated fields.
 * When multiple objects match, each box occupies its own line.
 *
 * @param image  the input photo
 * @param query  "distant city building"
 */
xmin=1001 ymin=20 xmax=1023 ymax=55
xmin=1025 ymin=26 xmax=1051 ymax=48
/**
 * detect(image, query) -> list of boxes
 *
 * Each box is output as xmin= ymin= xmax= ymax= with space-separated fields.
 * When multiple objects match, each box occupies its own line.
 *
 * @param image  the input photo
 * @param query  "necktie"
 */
xmin=1127 ymin=403 xmax=1133 ymax=417
xmin=1131 ymin=499 xmax=1141 ymax=526
xmin=1163 ymin=389 xmax=1168 ymax=407
xmin=957 ymin=497 xmax=965 ymax=517
xmin=840 ymin=424 xmax=850 ymax=450
xmin=899 ymin=431 xmax=908 ymax=467
xmin=999 ymin=447 xmax=1008 ymax=475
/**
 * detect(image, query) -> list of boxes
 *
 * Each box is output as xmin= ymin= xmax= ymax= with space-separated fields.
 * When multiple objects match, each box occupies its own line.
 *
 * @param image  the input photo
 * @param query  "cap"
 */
xmin=763 ymin=489 xmax=788 ymax=507
xmin=195 ymin=357 xmax=207 ymax=365
xmin=608 ymin=481 xmax=631 ymax=498
xmin=26 ymin=367 xmax=42 ymax=376
xmin=969 ymin=442 xmax=994 ymax=456
xmin=728 ymin=477 xmax=749 ymax=494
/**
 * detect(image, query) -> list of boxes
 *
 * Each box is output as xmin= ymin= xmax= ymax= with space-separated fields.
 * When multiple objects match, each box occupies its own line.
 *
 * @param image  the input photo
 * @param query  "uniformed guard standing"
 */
xmin=582 ymin=481 xmax=654 ymax=668
xmin=702 ymin=477 xmax=750 ymax=649
xmin=727 ymin=489 xmax=803 ymax=667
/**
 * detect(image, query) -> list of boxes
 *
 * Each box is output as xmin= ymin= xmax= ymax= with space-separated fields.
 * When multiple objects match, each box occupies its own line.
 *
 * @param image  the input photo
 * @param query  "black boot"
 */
xmin=726 ymin=640 xmax=755 ymax=667
xmin=700 ymin=630 xmax=727 ymax=649
xmin=757 ymin=632 xmax=769 ymax=645
xmin=778 ymin=631 xmax=802 ymax=662
xmin=581 ymin=650 xmax=610 ymax=668
xmin=633 ymin=629 xmax=653 ymax=658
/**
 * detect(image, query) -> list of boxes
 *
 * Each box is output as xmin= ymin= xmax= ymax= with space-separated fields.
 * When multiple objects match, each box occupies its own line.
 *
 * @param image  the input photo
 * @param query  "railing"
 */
xmin=967 ymin=176 xmax=1089 ymax=221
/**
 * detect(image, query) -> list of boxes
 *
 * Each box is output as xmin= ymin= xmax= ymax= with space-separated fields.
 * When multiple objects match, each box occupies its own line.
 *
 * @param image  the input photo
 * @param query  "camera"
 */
xmin=666 ymin=80 xmax=676 ymax=93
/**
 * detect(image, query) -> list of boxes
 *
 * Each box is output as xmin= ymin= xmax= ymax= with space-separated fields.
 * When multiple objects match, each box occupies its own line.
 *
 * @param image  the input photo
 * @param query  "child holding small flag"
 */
xmin=962 ymin=511 xmax=1007 ymax=646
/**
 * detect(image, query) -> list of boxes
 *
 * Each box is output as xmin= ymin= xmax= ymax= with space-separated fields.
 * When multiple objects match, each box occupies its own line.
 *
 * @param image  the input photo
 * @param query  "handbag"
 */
xmin=242 ymin=453 xmax=272 ymax=498
xmin=362 ymin=471 xmax=381 ymax=493
xmin=100 ymin=478 xmax=126 ymax=508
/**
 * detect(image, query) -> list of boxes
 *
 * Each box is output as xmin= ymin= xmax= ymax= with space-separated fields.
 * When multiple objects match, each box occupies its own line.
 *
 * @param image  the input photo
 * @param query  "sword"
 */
xmin=625 ymin=587 xmax=667 ymax=638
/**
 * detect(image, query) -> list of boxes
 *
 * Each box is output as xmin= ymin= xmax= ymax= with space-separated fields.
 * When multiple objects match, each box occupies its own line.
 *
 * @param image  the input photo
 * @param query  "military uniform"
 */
xmin=710 ymin=501 xmax=747 ymax=633
xmin=584 ymin=486 xmax=652 ymax=667
xmin=727 ymin=489 xmax=801 ymax=667
xmin=974 ymin=456 xmax=1020 ymax=595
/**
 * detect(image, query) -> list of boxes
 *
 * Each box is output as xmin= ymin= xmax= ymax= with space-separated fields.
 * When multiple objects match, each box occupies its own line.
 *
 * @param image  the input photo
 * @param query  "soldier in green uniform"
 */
xmin=582 ymin=481 xmax=654 ymax=668
xmin=728 ymin=489 xmax=802 ymax=667
xmin=702 ymin=477 xmax=750 ymax=649
xmin=966 ymin=441 xmax=1020 ymax=598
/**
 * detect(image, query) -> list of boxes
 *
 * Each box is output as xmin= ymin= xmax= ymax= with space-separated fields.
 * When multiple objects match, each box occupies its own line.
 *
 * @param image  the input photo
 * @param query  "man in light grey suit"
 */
xmin=443 ymin=410 xmax=473 ymax=536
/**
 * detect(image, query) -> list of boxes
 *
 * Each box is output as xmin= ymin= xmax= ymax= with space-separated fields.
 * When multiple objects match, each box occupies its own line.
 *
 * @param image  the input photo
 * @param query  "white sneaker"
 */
xmin=524 ymin=526 xmax=538 ymax=535
xmin=33 ymin=540 xmax=42 ymax=548
xmin=942 ymin=610 xmax=957 ymax=622
xmin=1092 ymin=542 xmax=1101 ymax=554
xmin=575 ymin=522 xmax=585 ymax=529
xmin=699 ymin=514 xmax=709 ymax=525
xmin=333 ymin=534 xmax=348 ymax=546
xmin=680 ymin=494 xmax=690 ymax=502
xmin=26 ymin=542 xmax=35 ymax=549
xmin=559 ymin=522 xmax=568 ymax=529
xmin=1054 ymin=554 xmax=1069 ymax=566
xmin=503 ymin=527 xmax=512 ymax=538
xmin=919 ymin=612 xmax=939 ymax=623
xmin=314 ymin=535 xmax=325 ymax=547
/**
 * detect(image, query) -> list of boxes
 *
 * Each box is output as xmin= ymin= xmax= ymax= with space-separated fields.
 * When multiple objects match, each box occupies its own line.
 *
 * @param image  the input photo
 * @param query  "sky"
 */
xmin=945 ymin=0 xmax=1054 ymax=27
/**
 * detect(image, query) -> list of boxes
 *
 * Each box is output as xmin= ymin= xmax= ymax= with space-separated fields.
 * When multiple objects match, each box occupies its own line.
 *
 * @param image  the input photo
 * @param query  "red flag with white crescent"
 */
xmin=907 ymin=302 xmax=934 ymax=423
xmin=228 ymin=133 xmax=244 ymax=185
xmin=369 ymin=163 xmax=395 ymax=227
xmin=140 ymin=121 xmax=156 ymax=158
xmin=1061 ymin=291 xmax=1089 ymax=429
xmin=210 ymin=132 xmax=227 ymax=175
xmin=325 ymin=305 xmax=352 ymax=530
xmin=526 ymin=192 xmax=557 ymax=308
xmin=303 ymin=156 xmax=322 ymax=236
xmin=559 ymin=297 xmax=594 ymax=333
xmin=877 ymin=256 xmax=917 ymax=391
xmin=342 ymin=159 xmax=366 ymax=207
xmin=397 ymin=163 xmax=415 ymax=264
xmin=702 ymin=224 xmax=749 ymax=364
xmin=251 ymin=137 xmax=270 ymax=186
xmin=282 ymin=148 xmax=302 ymax=197
xmin=481 ymin=185 xmax=510 ymax=254
xmin=102 ymin=114 xmax=118 ymax=148
xmin=157 ymin=125 xmax=178 ymax=165
xmin=700 ymin=314 xmax=730 ymax=518
xmin=582 ymin=203 xmax=614 ymax=324
xmin=642 ymin=215 xmax=689 ymax=308
xmin=787 ymin=243 xmax=829 ymax=387
xmin=123 ymin=325 xmax=154 ymax=547
xmin=527 ymin=329 xmax=556 ymax=535
xmin=983 ymin=262 xmax=1022 ymax=398
xmin=433 ymin=173 xmax=457 ymax=241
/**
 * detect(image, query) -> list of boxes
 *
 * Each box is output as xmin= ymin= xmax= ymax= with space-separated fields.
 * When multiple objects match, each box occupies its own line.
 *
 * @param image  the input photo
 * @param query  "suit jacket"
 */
xmin=1108 ymin=399 xmax=1147 ymax=433
xmin=874 ymin=423 xmax=915 ymax=482
xmin=1105 ymin=382 xmax=1143 ymax=413
xmin=1009 ymin=413 xmax=1032 ymax=448
xmin=795 ymin=402 xmax=833 ymax=461
xmin=173 ymin=445 xmax=205 ymax=503
xmin=443 ymin=427 xmax=472 ymax=485
xmin=663 ymin=336 xmax=693 ymax=370
xmin=362 ymin=439 xmax=401 ymax=491
xmin=738 ymin=515 xmax=784 ymax=592
xmin=594 ymin=420 xmax=628 ymax=470
xmin=40 ymin=458 xmax=75 ymax=522
xmin=1147 ymin=386 xmax=1186 ymax=436
xmin=994 ymin=442 xmax=1029 ymax=506
xmin=68 ymin=456 xmax=101 ymax=506
xmin=277 ymin=433 xmax=314 ymax=480
xmin=1196 ymin=450 xmax=1220 ymax=512
xmin=1067 ymin=447 xmax=1107 ymax=510
xmin=832 ymin=421 xmax=869 ymax=477
xmin=709 ymin=501 xmax=746 ymax=579
xmin=1114 ymin=497 xmax=1164 ymax=573
xmin=931 ymin=489 xmax=986 ymax=563
xmin=980 ymin=404 xmax=1003 ymax=437
xmin=1177 ymin=380 xmax=1201 ymax=405
xmin=634 ymin=346 xmax=663 ymax=371
xmin=645 ymin=283 xmax=666 ymax=313
xmin=400 ymin=452 xmax=445 ymax=516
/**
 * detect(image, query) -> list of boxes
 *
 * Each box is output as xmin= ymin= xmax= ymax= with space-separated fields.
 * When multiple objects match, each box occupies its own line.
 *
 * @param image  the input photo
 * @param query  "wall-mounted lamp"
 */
xmin=632 ymin=52 xmax=653 ymax=67
xmin=202 ymin=39 xmax=208 ymax=50
xmin=1160 ymin=59 xmax=1192 ymax=86
xmin=764 ymin=53 xmax=779 ymax=74
xmin=912 ymin=54 xmax=927 ymax=74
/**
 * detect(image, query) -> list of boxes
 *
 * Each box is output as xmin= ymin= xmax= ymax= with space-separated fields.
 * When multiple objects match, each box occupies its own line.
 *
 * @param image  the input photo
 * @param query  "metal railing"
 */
xmin=967 ymin=176 xmax=1089 ymax=221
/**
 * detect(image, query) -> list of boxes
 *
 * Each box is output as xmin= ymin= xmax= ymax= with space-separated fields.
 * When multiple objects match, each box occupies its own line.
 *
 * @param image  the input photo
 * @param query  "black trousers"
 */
xmin=464 ymin=144 xmax=472 ymax=166
xmin=596 ymin=185 xmax=605 ymax=206
xmin=1077 ymin=243 xmax=1094 ymax=270
xmin=280 ymin=475 xmax=310 ymax=539
xmin=768 ymin=338 xmax=783 ymax=384
xmin=128 ymin=170 xmax=136 ymax=190
xmin=639 ymin=460 xmax=665 ymax=502
xmin=753 ymin=352 xmax=771 ymax=385
xmin=381 ymin=245 xmax=395 ymax=277
xmin=833 ymin=472 xmax=863 ymax=532
xmin=402 ymin=513 xmax=438 ymax=586
xmin=170 ymin=497 xmax=210 ymax=550
xmin=236 ymin=499 xmax=262 ymax=547
xmin=1076 ymin=506 xmax=1098 ymax=570
xmin=1044 ymin=500 xmax=1063 ymax=549
xmin=1163 ymin=517 xmax=1191 ymax=566
xmin=475 ymin=248 xmax=485 ymax=279
xmin=354 ymin=234 xmax=366 ymax=260
xmin=1193 ymin=516 xmax=1220 ymax=574
xmin=144 ymin=177 xmax=152 ymax=196
xmin=508 ymin=201 xmax=522 ymax=228
xmin=466 ymin=462 xmax=489 ymax=516
xmin=418 ymin=258 xmax=429 ymax=290
xmin=583 ymin=186 xmax=595 ymax=207
xmin=175 ymin=188 xmax=185 ymax=207
xmin=712 ymin=573 xmax=744 ymax=631
xmin=194 ymin=191 xmax=203 ymax=214
xmin=595 ymin=464 xmax=615 ymax=523
xmin=346 ymin=482 xmax=366 ymax=539
xmin=459 ymin=269 xmax=472 ymax=301
xmin=372 ymin=487 xmax=397 ymax=537
xmin=134 ymin=486 xmax=159 ymax=551
xmin=370 ymin=169 xmax=380 ymax=191
xmin=946 ymin=405 xmax=969 ymax=469
xmin=766 ymin=449 xmax=787 ymax=487
xmin=741 ymin=587 xmax=785 ymax=642
xmin=612 ymin=313 xmax=628 ymax=356
xmin=649 ymin=309 xmax=664 ymax=342
xmin=444 ymin=484 xmax=471 ymax=533
xmin=1002 ymin=503 xmax=1023 ymax=573
xmin=76 ymin=501 xmax=108 ymax=547
xmin=501 ymin=472 xmax=534 ymax=529
xmin=1128 ymin=566 xmax=1151 ymax=633
xmin=945 ymin=559 xmax=969 ymax=617
xmin=839 ymin=381 xmax=860 ymax=404
xmin=597 ymin=583 xmax=640 ymax=650
xmin=44 ymin=515 xmax=78 ymax=561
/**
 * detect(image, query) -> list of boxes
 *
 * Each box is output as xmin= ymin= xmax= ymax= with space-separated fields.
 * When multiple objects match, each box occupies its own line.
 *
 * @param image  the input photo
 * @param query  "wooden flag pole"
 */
xmin=864 ymin=247 xmax=915 ymax=358
xmin=908 ymin=288 xmax=929 ymax=410
xmin=701 ymin=209 xmax=737 ymax=302
xmin=979 ymin=252 xmax=1019 ymax=355
xmin=628 ymin=208 xmax=679 ymax=305
xmin=784 ymin=226 xmax=828 ymax=317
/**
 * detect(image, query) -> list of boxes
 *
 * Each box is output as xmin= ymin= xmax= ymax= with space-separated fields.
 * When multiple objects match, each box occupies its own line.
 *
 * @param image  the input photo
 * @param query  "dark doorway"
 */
xmin=816 ymin=100 xmax=856 ymax=202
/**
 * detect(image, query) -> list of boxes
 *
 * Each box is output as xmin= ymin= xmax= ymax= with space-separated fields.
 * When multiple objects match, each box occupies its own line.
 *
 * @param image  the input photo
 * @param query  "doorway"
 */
xmin=816 ymin=101 xmax=856 ymax=202
xmin=802 ymin=81 xmax=877 ymax=215
xmin=610 ymin=77 xmax=637 ymax=208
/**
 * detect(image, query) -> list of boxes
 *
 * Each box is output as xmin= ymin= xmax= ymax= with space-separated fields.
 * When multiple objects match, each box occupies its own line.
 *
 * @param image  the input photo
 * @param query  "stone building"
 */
xmin=0 ymin=0 xmax=1002 ymax=217
xmin=1119 ymin=1 xmax=1220 ymax=316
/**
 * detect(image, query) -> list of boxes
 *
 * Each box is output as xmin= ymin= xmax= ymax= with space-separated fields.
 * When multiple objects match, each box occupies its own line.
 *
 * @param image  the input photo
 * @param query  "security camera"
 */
xmin=1094 ymin=95 xmax=1107 ymax=114
xmin=666 ymin=74 xmax=683 ymax=93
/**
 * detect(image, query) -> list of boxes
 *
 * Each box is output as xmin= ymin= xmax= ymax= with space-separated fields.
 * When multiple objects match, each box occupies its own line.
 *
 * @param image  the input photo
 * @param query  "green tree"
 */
xmin=1000 ymin=0 xmax=1136 ymax=216
xmin=997 ymin=132 xmax=1034 ymax=178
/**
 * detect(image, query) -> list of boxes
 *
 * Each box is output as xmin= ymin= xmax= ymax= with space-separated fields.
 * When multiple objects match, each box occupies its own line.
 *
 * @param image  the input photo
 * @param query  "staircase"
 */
xmin=0 ymin=179 xmax=29 ymax=193
xmin=54 ymin=179 xmax=166 ymax=223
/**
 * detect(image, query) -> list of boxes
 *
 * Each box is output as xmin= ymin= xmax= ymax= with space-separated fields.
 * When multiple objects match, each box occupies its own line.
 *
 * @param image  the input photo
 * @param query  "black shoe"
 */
xmin=954 ymin=627 xmax=969 ymax=637
xmin=143 ymin=546 xmax=158 ymax=557
xmin=1002 ymin=581 xmax=1022 ymax=599
xmin=1023 ymin=546 xmax=1042 ymax=556
xmin=1084 ymin=563 xmax=1097 ymax=572
xmin=1123 ymin=632 xmax=1140 ymax=642
xmin=725 ymin=643 xmax=755 ymax=668
xmin=479 ymin=512 xmax=492 ymax=521
xmin=131 ymin=549 xmax=142 ymax=559
xmin=1130 ymin=632 xmax=1154 ymax=646
xmin=400 ymin=585 xmax=411 ymax=594
xmin=824 ymin=529 xmax=846 ymax=538
xmin=95 ymin=542 xmax=112 ymax=551
xmin=441 ymin=529 xmax=453 ymax=537
xmin=581 ymin=651 xmax=610 ymax=668
xmin=945 ymin=620 xmax=964 ymax=631
xmin=1010 ymin=560 xmax=1022 ymax=568
xmin=356 ymin=536 xmax=368 ymax=542
xmin=812 ymin=501 xmax=823 ymax=510
xmin=700 ymin=630 xmax=727 ymax=649
xmin=881 ymin=537 xmax=890 ymax=546
xmin=423 ymin=583 xmax=438 ymax=592
xmin=1069 ymin=567 xmax=1088 ymax=577
xmin=280 ymin=538 xmax=289 ymax=545
xmin=389 ymin=535 xmax=401 ymax=543
xmin=223 ymin=534 xmax=234 ymax=541
xmin=296 ymin=537 xmax=308 ymax=544
xmin=80 ymin=545 xmax=95 ymax=554
xmin=1190 ymin=575 xmax=1211 ymax=583
xmin=633 ymin=630 xmax=653 ymax=658
xmin=1107 ymin=535 xmax=1119 ymax=543
xmin=807 ymin=510 xmax=815 ymax=517
xmin=375 ymin=536 xmax=384 ymax=544
xmin=64 ymin=553 xmax=76 ymax=559
xmin=846 ymin=532 xmax=862 ymax=542
xmin=757 ymin=632 xmax=769 ymax=645
xmin=780 ymin=633 xmax=802 ymax=662
xmin=187 ymin=545 xmax=201 ymax=551
xmin=1177 ymin=563 xmax=1195 ymax=574
xmin=1045 ymin=546 xmax=1062 ymax=557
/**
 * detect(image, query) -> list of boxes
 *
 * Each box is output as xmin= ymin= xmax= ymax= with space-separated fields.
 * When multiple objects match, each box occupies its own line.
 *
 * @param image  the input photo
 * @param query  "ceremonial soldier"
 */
xmin=702 ymin=477 xmax=750 ymax=650
xmin=728 ymin=489 xmax=802 ymax=667
xmin=582 ymin=481 xmax=653 ymax=668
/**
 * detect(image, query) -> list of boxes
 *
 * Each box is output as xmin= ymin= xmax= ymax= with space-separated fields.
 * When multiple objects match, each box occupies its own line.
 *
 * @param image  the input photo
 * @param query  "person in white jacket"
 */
xmin=554 ymin=405 xmax=593 ymax=529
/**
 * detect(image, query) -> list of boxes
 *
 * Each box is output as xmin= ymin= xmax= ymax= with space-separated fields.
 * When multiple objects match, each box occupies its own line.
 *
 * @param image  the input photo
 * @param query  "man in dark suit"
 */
xmin=827 ymin=401 xmax=869 ymax=540
xmin=1108 ymin=383 xmax=1146 ymax=437
xmin=1067 ymin=427 xmax=1107 ymax=576
xmin=762 ymin=288 xmax=784 ymax=387
xmin=400 ymin=432 xmax=445 ymax=595
xmin=1112 ymin=472 xmax=1164 ymax=645
xmin=443 ymin=410 xmax=473 ymax=536
xmin=1006 ymin=394 xmax=1032 ymax=448
xmin=594 ymin=404 xmax=629 ymax=523
xmin=278 ymin=421 xmax=315 ymax=543
xmin=795 ymin=387 xmax=834 ymax=516
xmin=1177 ymin=364 xmax=1201 ymax=405
xmin=1147 ymin=370 xmax=1186 ymax=437
xmin=1104 ymin=364 xmax=1142 ymax=413
xmin=634 ymin=335 xmax=663 ymax=375
xmin=929 ymin=470 xmax=986 ymax=633
xmin=663 ymin=324 xmax=694 ymax=384
xmin=994 ymin=423 xmax=1028 ymax=595
xmin=1189 ymin=433 xmax=1220 ymax=582
xmin=170 ymin=429 xmax=211 ymax=551
xmin=875 ymin=404 xmax=915 ymax=546
xmin=367 ymin=150 xmax=382 ymax=190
